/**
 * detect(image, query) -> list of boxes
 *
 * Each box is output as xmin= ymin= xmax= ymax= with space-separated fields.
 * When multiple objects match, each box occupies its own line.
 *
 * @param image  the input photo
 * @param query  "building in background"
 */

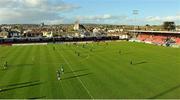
xmin=9 ymin=29 xmax=21 ymax=38
xmin=0 ymin=30 xmax=9 ymax=38
xmin=74 ymin=21 xmax=80 ymax=31
xmin=42 ymin=31 xmax=53 ymax=37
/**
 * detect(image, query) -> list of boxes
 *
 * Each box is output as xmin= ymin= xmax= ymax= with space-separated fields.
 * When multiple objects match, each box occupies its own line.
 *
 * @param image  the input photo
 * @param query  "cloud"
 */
xmin=0 ymin=0 xmax=79 ymax=24
xmin=120 ymin=15 xmax=180 ymax=25
xmin=77 ymin=14 xmax=127 ymax=20
xmin=77 ymin=14 xmax=112 ymax=20
xmin=0 ymin=0 xmax=179 ymax=25
xmin=76 ymin=14 xmax=127 ymax=24
xmin=146 ymin=15 xmax=180 ymax=22
xmin=75 ymin=14 xmax=180 ymax=25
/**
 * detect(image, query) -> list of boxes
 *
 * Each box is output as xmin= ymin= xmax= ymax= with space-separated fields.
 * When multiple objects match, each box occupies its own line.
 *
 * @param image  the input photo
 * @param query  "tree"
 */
xmin=145 ymin=24 xmax=150 ymax=30
xmin=163 ymin=21 xmax=176 ymax=31
xmin=146 ymin=24 xmax=150 ymax=27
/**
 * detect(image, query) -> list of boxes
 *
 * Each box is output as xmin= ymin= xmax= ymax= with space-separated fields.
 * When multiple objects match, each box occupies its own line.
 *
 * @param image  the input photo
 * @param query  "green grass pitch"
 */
xmin=0 ymin=41 xmax=180 ymax=99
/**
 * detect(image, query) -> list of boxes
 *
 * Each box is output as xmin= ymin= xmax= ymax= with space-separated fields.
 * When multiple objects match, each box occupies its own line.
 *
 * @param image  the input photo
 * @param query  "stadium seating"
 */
xmin=175 ymin=38 xmax=180 ymax=45
xmin=138 ymin=34 xmax=169 ymax=45
xmin=137 ymin=33 xmax=180 ymax=46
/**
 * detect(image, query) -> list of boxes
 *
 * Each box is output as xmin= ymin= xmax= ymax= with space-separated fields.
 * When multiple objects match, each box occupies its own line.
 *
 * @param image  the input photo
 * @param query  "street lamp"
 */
xmin=132 ymin=10 xmax=139 ymax=38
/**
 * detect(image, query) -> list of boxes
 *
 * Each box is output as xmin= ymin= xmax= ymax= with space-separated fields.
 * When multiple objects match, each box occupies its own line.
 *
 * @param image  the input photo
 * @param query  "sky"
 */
xmin=0 ymin=0 xmax=179 ymax=25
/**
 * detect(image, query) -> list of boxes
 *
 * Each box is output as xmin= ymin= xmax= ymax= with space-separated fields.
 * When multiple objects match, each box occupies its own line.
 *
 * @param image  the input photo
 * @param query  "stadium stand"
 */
xmin=176 ymin=38 xmax=180 ymax=45
xmin=129 ymin=30 xmax=180 ymax=47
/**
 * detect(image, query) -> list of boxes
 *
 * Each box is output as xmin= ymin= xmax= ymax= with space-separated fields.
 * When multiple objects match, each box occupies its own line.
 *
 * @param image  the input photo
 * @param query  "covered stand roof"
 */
xmin=128 ymin=30 xmax=180 ymax=35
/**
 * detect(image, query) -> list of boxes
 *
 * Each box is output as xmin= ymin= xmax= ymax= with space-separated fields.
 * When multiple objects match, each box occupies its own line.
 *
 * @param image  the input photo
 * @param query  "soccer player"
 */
xmin=90 ymin=49 xmax=93 ymax=52
xmin=106 ymin=42 xmax=108 ymax=45
xmin=4 ymin=61 xmax=8 ymax=70
xmin=53 ymin=46 xmax=55 ymax=51
xmin=78 ymin=52 xmax=80 ymax=56
xmin=61 ymin=65 xmax=64 ymax=74
xmin=119 ymin=50 xmax=121 ymax=54
xmin=130 ymin=61 xmax=133 ymax=65
xmin=32 ymin=57 xmax=35 ymax=64
xmin=82 ymin=44 xmax=85 ymax=48
xmin=57 ymin=70 xmax=61 ymax=80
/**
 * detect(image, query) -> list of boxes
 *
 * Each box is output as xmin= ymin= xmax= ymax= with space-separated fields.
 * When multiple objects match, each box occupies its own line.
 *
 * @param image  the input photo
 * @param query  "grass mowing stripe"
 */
xmin=38 ymin=45 xmax=50 ymax=98
xmin=26 ymin=45 xmax=41 ymax=99
xmin=93 ymin=41 xmax=180 ymax=98
xmin=43 ymin=45 xmax=57 ymax=98
xmin=58 ymin=45 xmax=94 ymax=99
xmin=8 ymin=46 xmax=32 ymax=98
xmin=0 ymin=47 xmax=21 ymax=98
xmin=33 ymin=46 xmax=42 ymax=98
xmin=0 ymin=46 xmax=23 ymax=84
xmin=39 ymin=45 xmax=62 ymax=98
xmin=93 ymin=53 xmax=148 ymax=98
xmin=40 ymin=45 xmax=52 ymax=98
xmin=54 ymin=44 xmax=90 ymax=98
xmin=12 ymin=46 xmax=35 ymax=98
xmin=91 ymin=43 xmax=170 ymax=98
xmin=24 ymin=45 xmax=46 ymax=98
xmin=75 ymin=43 xmax=123 ymax=98
xmin=91 ymin=43 xmax=159 ymax=98
xmin=46 ymin=45 xmax=66 ymax=99
xmin=0 ymin=46 xmax=18 ymax=80
xmin=0 ymin=46 xmax=29 ymax=98
xmin=66 ymin=42 xmax=162 ymax=98
xmin=65 ymin=44 xmax=121 ymax=98
xmin=0 ymin=42 xmax=180 ymax=99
